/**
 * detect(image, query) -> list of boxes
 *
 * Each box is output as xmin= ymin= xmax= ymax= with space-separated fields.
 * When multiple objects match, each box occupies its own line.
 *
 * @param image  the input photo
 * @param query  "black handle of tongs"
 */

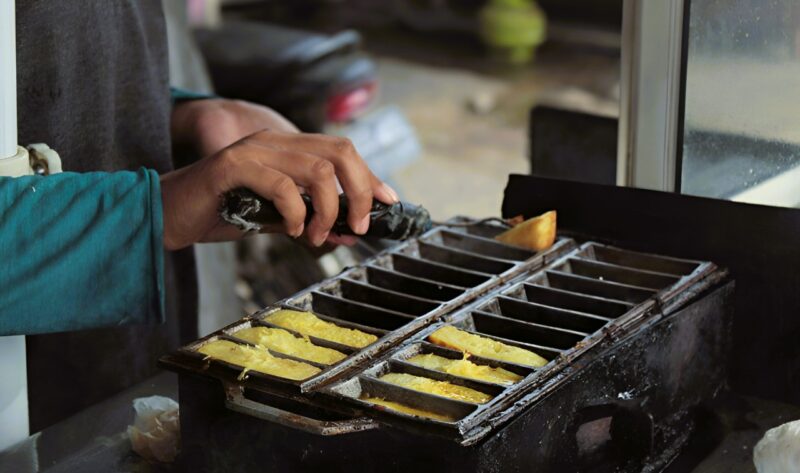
xmin=223 ymin=384 xmax=380 ymax=436
xmin=219 ymin=188 xmax=433 ymax=240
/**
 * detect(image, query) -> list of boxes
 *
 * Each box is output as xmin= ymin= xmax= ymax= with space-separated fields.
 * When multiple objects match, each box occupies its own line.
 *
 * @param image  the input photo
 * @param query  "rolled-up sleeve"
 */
xmin=0 ymin=168 xmax=165 ymax=335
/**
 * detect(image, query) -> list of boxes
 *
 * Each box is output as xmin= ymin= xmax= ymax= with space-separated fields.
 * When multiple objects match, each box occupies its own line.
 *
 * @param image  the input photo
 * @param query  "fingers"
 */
xmin=319 ymin=136 xmax=375 ymax=235
xmin=326 ymin=233 xmax=358 ymax=247
xmin=217 ymin=148 xmax=307 ymax=237
xmin=374 ymin=178 xmax=400 ymax=205
xmin=245 ymin=131 xmax=399 ymax=235
xmin=237 ymin=140 xmax=339 ymax=246
xmin=216 ymin=130 xmax=398 ymax=245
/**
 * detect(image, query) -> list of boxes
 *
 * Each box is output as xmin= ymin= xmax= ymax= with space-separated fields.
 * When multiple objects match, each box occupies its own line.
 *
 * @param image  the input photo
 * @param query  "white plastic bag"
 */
xmin=127 ymin=395 xmax=180 ymax=463
xmin=754 ymin=419 xmax=800 ymax=473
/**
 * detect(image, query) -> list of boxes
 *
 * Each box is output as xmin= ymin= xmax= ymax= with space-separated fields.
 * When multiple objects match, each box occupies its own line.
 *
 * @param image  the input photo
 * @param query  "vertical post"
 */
xmin=617 ymin=0 xmax=637 ymax=186
xmin=0 ymin=0 xmax=17 ymax=159
xmin=617 ymin=0 xmax=686 ymax=191
xmin=0 ymin=0 xmax=30 ymax=452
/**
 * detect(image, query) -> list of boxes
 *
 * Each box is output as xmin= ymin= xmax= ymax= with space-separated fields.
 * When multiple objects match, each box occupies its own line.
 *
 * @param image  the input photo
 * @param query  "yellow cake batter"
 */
xmin=234 ymin=326 xmax=346 ymax=365
xmin=266 ymin=309 xmax=378 ymax=348
xmin=379 ymin=372 xmax=492 ymax=404
xmin=198 ymin=339 xmax=320 ymax=381
xmin=429 ymin=326 xmax=548 ymax=368
xmin=407 ymin=353 xmax=523 ymax=385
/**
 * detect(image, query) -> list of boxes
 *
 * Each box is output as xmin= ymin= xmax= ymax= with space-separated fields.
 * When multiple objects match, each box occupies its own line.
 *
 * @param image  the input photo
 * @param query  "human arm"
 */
xmin=166 ymin=98 xmax=398 ymax=248
xmin=0 ymin=169 xmax=164 ymax=335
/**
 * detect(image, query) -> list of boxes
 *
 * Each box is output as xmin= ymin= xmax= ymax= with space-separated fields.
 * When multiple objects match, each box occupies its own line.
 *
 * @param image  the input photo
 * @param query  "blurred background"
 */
xmin=167 ymin=0 xmax=623 ymax=334
xmin=166 ymin=0 xmax=800 ymax=340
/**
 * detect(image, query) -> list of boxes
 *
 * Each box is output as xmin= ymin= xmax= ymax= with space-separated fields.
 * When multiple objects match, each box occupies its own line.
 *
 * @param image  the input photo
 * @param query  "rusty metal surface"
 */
xmin=161 ymin=223 xmax=575 ymax=395
xmin=321 ymin=242 xmax=719 ymax=444
xmin=176 ymin=281 xmax=734 ymax=472
xmin=502 ymin=174 xmax=800 ymax=404
xmin=163 ymin=232 xmax=722 ymax=448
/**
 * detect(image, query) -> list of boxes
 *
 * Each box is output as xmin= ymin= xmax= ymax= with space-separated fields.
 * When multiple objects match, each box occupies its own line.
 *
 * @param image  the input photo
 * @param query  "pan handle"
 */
xmin=224 ymin=384 xmax=380 ymax=436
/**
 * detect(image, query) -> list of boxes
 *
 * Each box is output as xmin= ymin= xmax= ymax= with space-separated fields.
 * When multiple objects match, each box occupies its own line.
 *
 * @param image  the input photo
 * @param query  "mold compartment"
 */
xmin=426 ymin=323 xmax=562 ymax=366
xmin=482 ymin=296 xmax=612 ymax=334
xmin=363 ymin=265 xmax=465 ymax=302
xmin=320 ymin=278 xmax=440 ymax=317
xmin=522 ymin=283 xmax=635 ymax=319
xmin=285 ymin=292 xmax=414 ymax=332
xmin=397 ymin=342 xmax=535 ymax=383
xmin=470 ymin=311 xmax=580 ymax=353
xmin=390 ymin=254 xmax=492 ymax=288
xmin=184 ymin=335 xmax=318 ymax=388
xmin=415 ymin=242 xmax=516 ymax=275
xmin=562 ymin=258 xmax=681 ymax=290
xmin=382 ymin=359 xmax=506 ymax=400
xmin=330 ymin=376 xmax=478 ymax=424
xmin=535 ymin=270 xmax=656 ymax=304
xmin=422 ymin=230 xmax=536 ymax=261
xmin=578 ymin=243 xmax=702 ymax=276
xmin=225 ymin=318 xmax=360 ymax=363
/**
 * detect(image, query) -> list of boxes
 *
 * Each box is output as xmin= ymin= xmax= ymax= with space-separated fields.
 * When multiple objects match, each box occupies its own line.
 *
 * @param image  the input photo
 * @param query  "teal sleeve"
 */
xmin=170 ymin=86 xmax=217 ymax=104
xmin=0 ymin=169 xmax=165 ymax=335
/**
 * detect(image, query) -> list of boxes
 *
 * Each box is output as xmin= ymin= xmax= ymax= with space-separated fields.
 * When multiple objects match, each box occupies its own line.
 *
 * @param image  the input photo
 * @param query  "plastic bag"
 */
xmin=754 ymin=419 xmax=800 ymax=473
xmin=127 ymin=395 xmax=179 ymax=463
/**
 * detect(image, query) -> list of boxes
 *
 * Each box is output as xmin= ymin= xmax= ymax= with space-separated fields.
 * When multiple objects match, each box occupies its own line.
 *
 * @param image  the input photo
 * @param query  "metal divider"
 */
xmin=355 ymin=376 xmax=478 ymax=422
xmin=386 ymin=359 xmax=506 ymax=397
xmin=410 ymin=342 xmax=535 ymax=379
xmin=416 ymin=242 xmax=516 ymax=275
xmin=471 ymin=311 xmax=585 ymax=351
xmin=332 ymin=278 xmax=441 ymax=316
xmin=542 ymin=270 xmax=656 ymax=303
xmin=489 ymin=296 xmax=611 ymax=333
xmin=389 ymin=254 xmax=492 ymax=287
xmin=236 ymin=226 xmax=574 ymax=392
xmin=322 ymin=241 xmax=715 ymax=441
xmin=564 ymin=257 xmax=680 ymax=289
xmin=433 ymin=230 xmax=536 ymax=261
xmin=363 ymin=266 xmax=465 ymax=301
xmin=522 ymin=284 xmax=634 ymax=318
xmin=579 ymin=244 xmax=701 ymax=275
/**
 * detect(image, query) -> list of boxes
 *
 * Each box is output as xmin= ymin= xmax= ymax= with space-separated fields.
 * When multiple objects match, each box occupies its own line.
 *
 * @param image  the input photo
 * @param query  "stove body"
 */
xmin=163 ymin=177 xmax=748 ymax=472
xmin=177 ymin=281 xmax=731 ymax=472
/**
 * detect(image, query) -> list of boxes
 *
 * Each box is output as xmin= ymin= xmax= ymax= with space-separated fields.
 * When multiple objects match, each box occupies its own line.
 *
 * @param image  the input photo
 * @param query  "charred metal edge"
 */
xmin=280 ymin=234 xmax=574 ymax=392
xmin=162 ymin=234 xmax=719 ymax=443
xmin=486 ymin=296 xmax=613 ymax=332
xmin=161 ymin=225 xmax=576 ymax=395
xmin=360 ymin=264 xmax=467 ymax=301
xmin=463 ymin=271 xmax=733 ymax=447
xmin=319 ymin=242 xmax=720 ymax=440
xmin=431 ymin=229 xmax=537 ymax=261
xmin=536 ymin=269 xmax=657 ymax=303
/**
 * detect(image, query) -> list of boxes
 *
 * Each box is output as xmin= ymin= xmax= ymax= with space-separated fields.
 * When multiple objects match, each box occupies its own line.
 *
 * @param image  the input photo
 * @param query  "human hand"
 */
xmin=159 ymin=129 xmax=399 ymax=251
xmin=171 ymin=98 xmax=299 ymax=158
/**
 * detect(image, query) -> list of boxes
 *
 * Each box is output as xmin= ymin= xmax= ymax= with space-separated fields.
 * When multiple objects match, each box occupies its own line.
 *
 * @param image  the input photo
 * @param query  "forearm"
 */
xmin=169 ymin=86 xmax=217 ymax=153
xmin=170 ymin=95 xmax=299 ymax=160
xmin=0 ymin=169 xmax=165 ymax=335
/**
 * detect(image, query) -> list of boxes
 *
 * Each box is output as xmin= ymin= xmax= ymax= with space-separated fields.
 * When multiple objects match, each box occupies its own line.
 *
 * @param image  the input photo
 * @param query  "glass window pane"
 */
xmin=681 ymin=0 xmax=800 ymax=207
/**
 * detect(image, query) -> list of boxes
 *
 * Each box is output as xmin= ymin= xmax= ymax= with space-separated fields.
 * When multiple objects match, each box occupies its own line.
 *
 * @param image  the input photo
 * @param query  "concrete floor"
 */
xmin=373 ymin=48 xmax=619 ymax=220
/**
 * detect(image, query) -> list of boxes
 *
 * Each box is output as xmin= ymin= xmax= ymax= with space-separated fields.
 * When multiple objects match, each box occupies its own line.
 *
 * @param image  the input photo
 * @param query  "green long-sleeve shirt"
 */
xmin=0 ymin=169 xmax=164 ymax=335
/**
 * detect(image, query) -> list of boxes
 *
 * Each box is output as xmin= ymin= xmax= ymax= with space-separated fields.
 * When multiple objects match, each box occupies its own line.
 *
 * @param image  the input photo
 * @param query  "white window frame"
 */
xmin=619 ymin=0 xmax=800 ymax=208
xmin=617 ymin=0 xmax=687 ymax=192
